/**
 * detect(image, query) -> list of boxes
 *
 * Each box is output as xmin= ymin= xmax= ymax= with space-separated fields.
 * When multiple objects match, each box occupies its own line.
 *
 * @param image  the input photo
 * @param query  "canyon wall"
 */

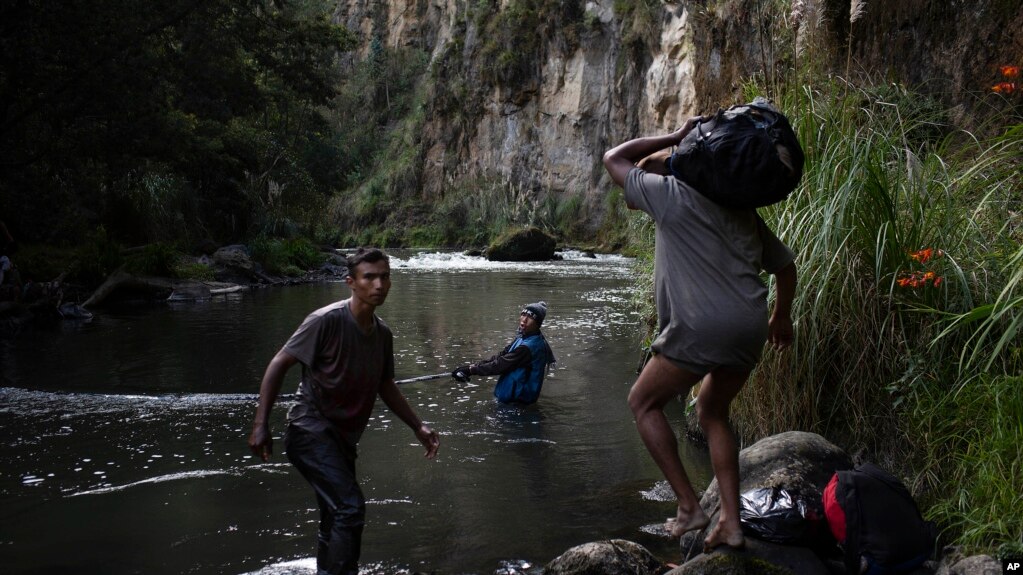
xmin=330 ymin=0 xmax=1022 ymax=222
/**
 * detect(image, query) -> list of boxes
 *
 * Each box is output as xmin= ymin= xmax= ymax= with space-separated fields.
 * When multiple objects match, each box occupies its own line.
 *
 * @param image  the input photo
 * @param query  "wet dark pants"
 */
xmin=285 ymin=424 xmax=365 ymax=575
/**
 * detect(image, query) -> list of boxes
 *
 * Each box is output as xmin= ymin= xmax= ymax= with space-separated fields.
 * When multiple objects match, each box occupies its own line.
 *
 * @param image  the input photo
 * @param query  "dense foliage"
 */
xmin=725 ymin=68 xmax=1023 ymax=563
xmin=0 ymin=0 xmax=354 ymax=249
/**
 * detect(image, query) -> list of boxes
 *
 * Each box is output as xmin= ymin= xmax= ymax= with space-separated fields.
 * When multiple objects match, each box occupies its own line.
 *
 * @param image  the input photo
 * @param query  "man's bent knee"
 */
xmin=331 ymin=503 xmax=365 ymax=529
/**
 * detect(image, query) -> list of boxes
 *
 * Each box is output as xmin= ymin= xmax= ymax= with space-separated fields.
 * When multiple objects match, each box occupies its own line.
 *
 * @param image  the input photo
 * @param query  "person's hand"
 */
xmin=451 ymin=365 xmax=471 ymax=383
xmin=767 ymin=313 xmax=794 ymax=351
xmin=415 ymin=424 xmax=440 ymax=459
xmin=248 ymin=425 xmax=273 ymax=462
xmin=669 ymin=115 xmax=706 ymax=144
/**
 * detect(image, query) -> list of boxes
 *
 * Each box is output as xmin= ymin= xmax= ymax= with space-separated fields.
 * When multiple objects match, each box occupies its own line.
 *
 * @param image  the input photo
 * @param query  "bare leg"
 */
xmin=629 ymin=354 xmax=709 ymax=538
xmin=696 ymin=367 xmax=750 ymax=551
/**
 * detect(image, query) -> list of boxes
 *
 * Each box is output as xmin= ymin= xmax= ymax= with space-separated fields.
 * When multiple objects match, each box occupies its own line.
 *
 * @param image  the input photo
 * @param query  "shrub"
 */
xmin=124 ymin=243 xmax=179 ymax=277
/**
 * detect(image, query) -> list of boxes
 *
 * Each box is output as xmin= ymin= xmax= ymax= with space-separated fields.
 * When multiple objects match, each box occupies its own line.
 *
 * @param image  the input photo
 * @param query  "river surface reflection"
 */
xmin=0 ymin=250 xmax=711 ymax=574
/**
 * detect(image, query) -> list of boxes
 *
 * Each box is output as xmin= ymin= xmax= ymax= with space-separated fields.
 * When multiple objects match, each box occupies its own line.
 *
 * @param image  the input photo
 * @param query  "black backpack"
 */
xmin=669 ymin=97 xmax=804 ymax=210
xmin=834 ymin=463 xmax=938 ymax=575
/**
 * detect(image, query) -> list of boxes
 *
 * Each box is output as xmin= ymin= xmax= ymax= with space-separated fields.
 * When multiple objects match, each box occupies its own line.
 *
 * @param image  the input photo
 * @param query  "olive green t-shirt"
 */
xmin=283 ymin=299 xmax=394 ymax=452
xmin=625 ymin=168 xmax=795 ymax=370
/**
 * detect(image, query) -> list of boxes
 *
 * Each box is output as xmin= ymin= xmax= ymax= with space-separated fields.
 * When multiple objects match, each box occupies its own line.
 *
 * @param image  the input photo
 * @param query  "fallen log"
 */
xmin=83 ymin=270 xmax=246 ymax=307
xmin=83 ymin=270 xmax=179 ymax=307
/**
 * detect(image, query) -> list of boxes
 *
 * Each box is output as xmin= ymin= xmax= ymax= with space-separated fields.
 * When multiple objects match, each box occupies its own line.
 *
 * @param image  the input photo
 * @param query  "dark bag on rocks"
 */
xmin=669 ymin=97 xmax=804 ymax=210
xmin=739 ymin=486 xmax=827 ymax=547
xmin=823 ymin=463 xmax=938 ymax=574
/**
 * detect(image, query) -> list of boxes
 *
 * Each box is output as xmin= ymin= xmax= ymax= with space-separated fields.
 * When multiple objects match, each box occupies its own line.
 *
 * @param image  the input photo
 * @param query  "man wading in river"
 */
xmin=248 ymin=247 xmax=440 ymax=575
xmin=451 ymin=301 xmax=556 ymax=405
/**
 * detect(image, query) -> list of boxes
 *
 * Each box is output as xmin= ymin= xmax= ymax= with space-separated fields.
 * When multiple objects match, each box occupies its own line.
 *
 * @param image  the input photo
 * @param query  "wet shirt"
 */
xmin=624 ymin=167 xmax=795 ymax=370
xmin=283 ymin=299 xmax=394 ymax=452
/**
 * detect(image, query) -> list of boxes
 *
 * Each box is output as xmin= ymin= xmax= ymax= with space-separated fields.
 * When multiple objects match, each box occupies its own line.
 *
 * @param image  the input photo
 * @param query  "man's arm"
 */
xmin=379 ymin=380 xmax=440 ymax=459
xmin=767 ymin=261 xmax=797 ymax=350
xmin=602 ymin=116 xmax=702 ymax=188
xmin=470 ymin=345 xmax=531 ymax=377
xmin=247 ymin=349 xmax=299 ymax=462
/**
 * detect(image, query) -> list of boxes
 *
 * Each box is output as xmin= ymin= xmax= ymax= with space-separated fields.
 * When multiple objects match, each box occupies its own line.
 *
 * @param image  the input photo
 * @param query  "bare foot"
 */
xmin=703 ymin=521 xmax=745 ymax=553
xmin=664 ymin=508 xmax=710 ymax=538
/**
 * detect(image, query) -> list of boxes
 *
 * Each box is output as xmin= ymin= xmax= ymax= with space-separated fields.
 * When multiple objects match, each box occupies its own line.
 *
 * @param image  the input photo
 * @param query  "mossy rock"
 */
xmin=544 ymin=539 xmax=664 ymax=575
xmin=487 ymin=226 xmax=557 ymax=261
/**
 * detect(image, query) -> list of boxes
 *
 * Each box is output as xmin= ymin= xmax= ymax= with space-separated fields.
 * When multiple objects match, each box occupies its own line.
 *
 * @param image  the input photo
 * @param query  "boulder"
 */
xmin=58 ymin=302 xmax=93 ymax=319
xmin=487 ymin=227 xmax=557 ymax=261
xmin=669 ymin=538 xmax=831 ymax=575
xmin=695 ymin=431 xmax=852 ymax=526
xmin=212 ymin=245 xmax=260 ymax=283
xmin=544 ymin=539 xmax=664 ymax=575
xmin=680 ymin=431 xmax=853 ymax=563
xmin=933 ymin=547 xmax=1003 ymax=575
xmin=667 ymin=545 xmax=799 ymax=574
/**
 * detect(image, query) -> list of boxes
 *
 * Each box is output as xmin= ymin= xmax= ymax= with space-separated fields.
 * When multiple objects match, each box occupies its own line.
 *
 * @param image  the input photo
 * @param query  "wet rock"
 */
xmin=212 ymin=244 xmax=259 ymax=283
xmin=543 ymin=539 xmax=664 ymax=575
xmin=933 ymin=547 xmax=1003 ymax=575
xmin=680 ymin=431 xmax=852 ymax=562
xmin=669 ymin=537 xmax=832 ymax=574
xmin=487 ymin=227 xmax=557 ymax=262
xmin=58 ymin=302 xmax=93 ymax=319
xmin=667 ymin=547 xmax=797 ymax=574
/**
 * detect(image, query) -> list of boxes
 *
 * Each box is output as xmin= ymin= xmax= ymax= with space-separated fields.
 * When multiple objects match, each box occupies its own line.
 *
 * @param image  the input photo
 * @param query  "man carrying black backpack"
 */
xmin=603 ymin=113 xmax=800 ymax=551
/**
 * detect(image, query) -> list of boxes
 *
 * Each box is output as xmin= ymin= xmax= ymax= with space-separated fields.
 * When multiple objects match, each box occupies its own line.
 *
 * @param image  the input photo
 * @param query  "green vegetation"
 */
xmin=251 ymin=237 xmax=327 ymax=277
xmin=3 ymin=0 xmax=609 ymax=284
xmin=477 ymin=0 xmax=587 ymax=87
xmin=591 ymin=2 xmax=1023 ymax=558
xmin=1 ymin=0 xmax=355 ymax=251
xmin=712 ymin=77 xmax=1022 ymax=558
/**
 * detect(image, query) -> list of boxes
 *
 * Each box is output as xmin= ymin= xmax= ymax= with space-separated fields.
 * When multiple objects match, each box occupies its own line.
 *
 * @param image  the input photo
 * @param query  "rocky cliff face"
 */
xmin=331 ymin=0 xmax=1021 ymax=220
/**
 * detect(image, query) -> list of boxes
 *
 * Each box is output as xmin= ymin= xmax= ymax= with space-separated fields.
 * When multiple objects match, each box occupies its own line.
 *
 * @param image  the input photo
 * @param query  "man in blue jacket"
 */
xmin=452 ymin=301 xmax=556 ymax=404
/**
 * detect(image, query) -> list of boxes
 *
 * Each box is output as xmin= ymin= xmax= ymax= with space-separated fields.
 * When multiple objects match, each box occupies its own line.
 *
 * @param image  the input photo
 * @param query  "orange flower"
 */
xmin=909 ymin=248 xmax=934 ymax=264
xmin=993 ymin=82 xmax=1017 ymax=94
xmin=896 ymin=269 xmax=943 ymax=289
xmin=1001 ymin=65 xmax=1021 ymax=78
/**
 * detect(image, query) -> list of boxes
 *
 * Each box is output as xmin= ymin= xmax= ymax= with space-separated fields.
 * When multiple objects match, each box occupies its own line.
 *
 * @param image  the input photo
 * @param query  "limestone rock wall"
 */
xmin=329 ymin=0 xmax=1022 ymax=219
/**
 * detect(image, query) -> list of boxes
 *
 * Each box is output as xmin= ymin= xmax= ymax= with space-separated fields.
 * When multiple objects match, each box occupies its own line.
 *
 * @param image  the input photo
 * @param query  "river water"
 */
xmin=0 ymin=250 xmax=711 ymax=574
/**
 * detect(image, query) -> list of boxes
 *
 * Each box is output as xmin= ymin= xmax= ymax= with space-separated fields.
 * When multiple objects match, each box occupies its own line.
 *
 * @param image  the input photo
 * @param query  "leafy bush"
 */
xmin=124 ymin=243 xmax=180 ymax=277
xmin=914 ymin=374 xmax=1023 ymax=558
xmin=70 ymin=228 xmax=123 ymax=286
xmin=715 ymin=76 xmax=1022 ymax=556
xmin=251 ymin=237 xmax=325 ymax=276
xmin=174 ymin=261 xmax=215 ymax=281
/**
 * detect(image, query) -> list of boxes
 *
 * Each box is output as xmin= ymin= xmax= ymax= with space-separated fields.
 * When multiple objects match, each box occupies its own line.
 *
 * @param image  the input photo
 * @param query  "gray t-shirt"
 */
xmin=283 ymin=299 xmax=394 ymax=451
xmin=625 ymin=168 xmax=795 ymax=370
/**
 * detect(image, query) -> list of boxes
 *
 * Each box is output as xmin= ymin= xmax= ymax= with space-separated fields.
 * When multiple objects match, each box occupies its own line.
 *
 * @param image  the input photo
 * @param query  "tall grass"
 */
xmin=428 ymin=175 xmax=577 ymax=247
xmin=913 ymin=374 xmax=1023 ymax=558
xmin=725 ymin=76 xmax=1022 ymax=554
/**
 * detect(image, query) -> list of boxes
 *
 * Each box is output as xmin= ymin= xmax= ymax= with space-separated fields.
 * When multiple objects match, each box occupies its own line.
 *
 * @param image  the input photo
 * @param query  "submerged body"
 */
xmin=454 ymin=301 xmax=556 ymax=405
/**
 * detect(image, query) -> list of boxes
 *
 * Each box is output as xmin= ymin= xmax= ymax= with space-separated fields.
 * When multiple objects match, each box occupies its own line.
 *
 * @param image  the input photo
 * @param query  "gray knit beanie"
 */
xmin=521 ymin=301 xmax=548 ymax=325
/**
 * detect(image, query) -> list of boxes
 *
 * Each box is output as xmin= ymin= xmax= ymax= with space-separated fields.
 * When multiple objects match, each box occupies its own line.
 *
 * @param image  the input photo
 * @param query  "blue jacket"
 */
xmin=493 ymin=333 xmax=551 ymax=404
